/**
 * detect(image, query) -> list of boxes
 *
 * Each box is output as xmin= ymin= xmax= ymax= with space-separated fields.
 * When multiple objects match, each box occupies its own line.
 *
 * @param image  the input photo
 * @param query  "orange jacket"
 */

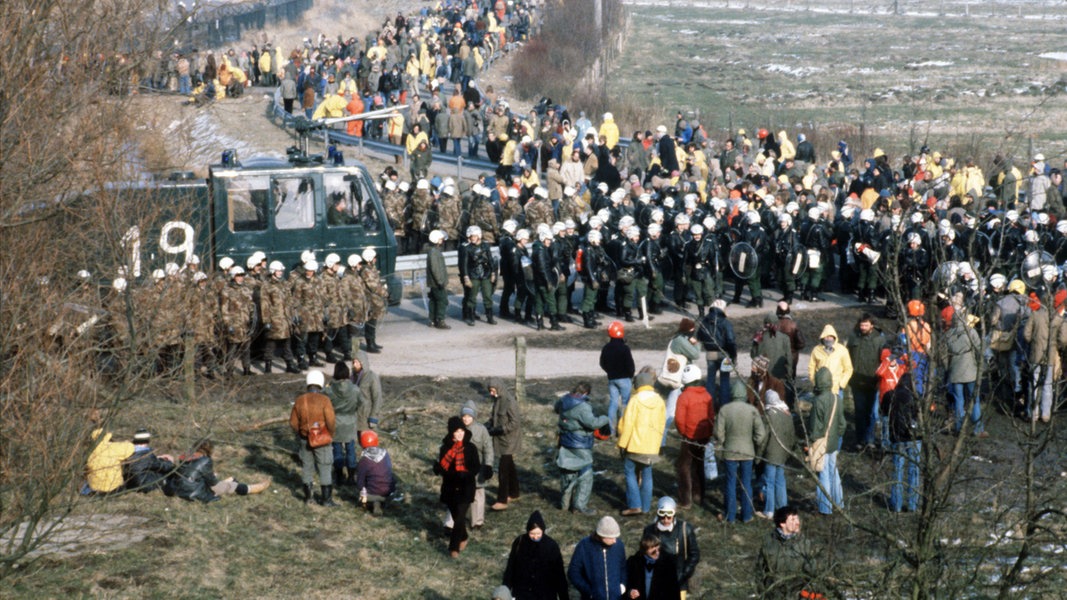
xmin=674 ymin=385 xmax=714 ymax=443
xmin=289 ymin=392 xmax=336 ymax=438
xmin=346 ymin=97 xmax=365 ymax=136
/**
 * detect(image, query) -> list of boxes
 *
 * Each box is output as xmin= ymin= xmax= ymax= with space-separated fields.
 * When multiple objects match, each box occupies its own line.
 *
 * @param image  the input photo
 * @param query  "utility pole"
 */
xmin=594 ymin=0 xmax=602 ymax=32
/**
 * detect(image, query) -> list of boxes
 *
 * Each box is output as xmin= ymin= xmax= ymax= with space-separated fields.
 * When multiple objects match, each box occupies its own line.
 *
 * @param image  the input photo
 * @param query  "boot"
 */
xmin=499 ymin=305 xmax=511 ymax=319
xmin=297 ymin=359 xmax=309 ymax=371
xmin=308 ymin=356 xmax=322 ymax=367
xmin=246 ymin=479 xmax=271 ymax=494
xmin=345 ymin=469 xmax=357 ymax=486
xmin=549 ymin=316 xmax=564 ymax=331
xmin=369 ymin=500 xmax=383 ymax=515
xmin=485 ymin=310 xmax=497 ymax=325
xmin=698 ymin=305 xmax=705 ymax=318
xmin=242 ymin=366 xmax=253 ymax=376
xmin=333 ymin=466 xmax=345 ymax=487
xmin=624 ymin=311 xmax=634 ymax=323
xmin=302 ymin=483 xmax=313 ymax=505
xmin=649 ymin=303 xmax=663 ymax=315
xmin=365 ymin=324 xmax=382 ymax=353
xmin=535 ymin=316 xmax=544 ymax=331
xmin=557 ymin=313 xmax=571 ymax=324
xmin=464 ymin=307 xmax=476 ymax=327
xmin=285 ymin=360 xmax=300 ymax=374
xmin=583 ymin=312 xmax=596 ymax=329
xmin=320 ymin=485 xmax=337 ymax=507
xmin=263 ymin=360 xmax=272 ymax=374
xmin=434 ymin=320 xmax=452 ymax=330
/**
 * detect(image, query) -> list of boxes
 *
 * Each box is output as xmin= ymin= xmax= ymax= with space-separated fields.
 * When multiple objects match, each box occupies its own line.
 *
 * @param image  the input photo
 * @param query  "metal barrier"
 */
xmin=394 ymin=247 xmax=500 ymax=275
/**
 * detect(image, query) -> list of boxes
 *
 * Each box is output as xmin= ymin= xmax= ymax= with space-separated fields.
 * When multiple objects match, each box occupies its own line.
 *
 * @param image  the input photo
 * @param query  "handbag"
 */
xmin=806 ymin=394 xmax=838 ymax=472
xmin=657 ymin=346 xmax=688 ymax=389
xmin=307 ymin=421 xmax=333 ymax=448
xmin=989 ymin=329 xmax=1013 ymax=352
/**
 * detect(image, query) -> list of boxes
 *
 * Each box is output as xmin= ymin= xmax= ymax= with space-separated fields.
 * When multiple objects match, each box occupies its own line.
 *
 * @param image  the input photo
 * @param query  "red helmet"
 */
xmin=360 ymin=430 xmax=379 ymax=448
xmin=907 ymin=300 xmax=925 ymax=317
xmin=757 ymin=128 xmax=769 ymax=140
xmin=608 ymin=321 xmax=625 ymax=339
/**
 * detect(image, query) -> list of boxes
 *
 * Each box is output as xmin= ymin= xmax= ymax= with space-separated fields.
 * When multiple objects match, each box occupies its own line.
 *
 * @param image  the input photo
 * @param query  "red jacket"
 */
xmin=674 ymin=385 xmax=714 ymax=443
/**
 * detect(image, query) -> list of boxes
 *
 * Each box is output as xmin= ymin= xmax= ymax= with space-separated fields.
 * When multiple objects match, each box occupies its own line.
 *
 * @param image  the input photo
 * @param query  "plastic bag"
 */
xmin=704 ymin=441 xmax=719 ymax=480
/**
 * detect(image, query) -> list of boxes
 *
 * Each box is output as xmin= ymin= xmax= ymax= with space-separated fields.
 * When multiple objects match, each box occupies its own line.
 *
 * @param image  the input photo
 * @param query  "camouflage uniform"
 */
xmin=383 ymin=188 xmax=411 ymax=254
xmin=436 ymin=192 xmax=462 ymax=250
xmin=524 ymin=198 xmax=553 ymax=231
xmin=260 ymin=275 xmax=297 ymax=372
xmin=467 ymin=194 xmax=499 ymax=245
xmin=411 ymin=188 xmax=434 ymax=250
xmin=220 ymin=280 xmax=255 ymax=374
xmin=290 ymin=271 xmax=326 ymax=368
xmin=150 ymin=281 xmax=184 ymax=375
xmin=360 ymin=262 xmax=388 ymax=353
xmin=559 ymin=195 xmax=585 ymax=227
xmin=321 ymin=268 xmax=353 ymax=362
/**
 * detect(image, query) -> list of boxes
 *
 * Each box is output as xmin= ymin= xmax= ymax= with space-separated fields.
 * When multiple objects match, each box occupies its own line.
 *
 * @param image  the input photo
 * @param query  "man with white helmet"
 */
xmin=852 ymin=208 xmax=880 ymax=304
xmin=426 ymin=230 xmax=451 ymax=329
xmin=899 ymin=232 xmax=930 ymax=302
xmin=342 ymin=254 xmax=368 ymax=342
xmin=732 ymin=210 xmax=769 ymax=308
xmin=668 ymin=213 xmax=692 ymax=309
xmin=220 ymin=265 xmax=256 ymax=376
xmin=290 ymin=260 xmax=326 ymax=369
xmin=498 ymin=220 xmax=519 ymax=320
xmin=616 ymin=226 xmax=644 ymax=323
xmin=525 ymin=186 xmax=554 ymax=232
xmin=459 ymin=225 xmax=497 ymax=326
xmin=532 ymin=229 xmax=565 ymax=331
xmin=773 ymin=213 xmax=802 ymax=303
xmin=465 ymin=182 xmax=499 ymax=246
xmin=356 ymin=248 xmax=387 ymax=353
xmin=436 ymin=184 xmax=462 ymax=249
xmin=579 ymin=229 xmax=613 ymax=329
xmin=320 ymin=253 xmax=352 ymax=362
xmin=381 ymin=178 xmax=411 ymax=254
xmin=799 ymin=206 xmax=831 ymax=302
xmin=411 ymin=179 xmax=434 ymax=251
xmin=511 ymin=229 xmax=535 ymax=324
xmin=642 ymin=222 xmax=668 ymax=316
xmin=260 ymin=261 xmax=300 ymax=373
xmin=685 ymin=224 xmax=718 ymax=318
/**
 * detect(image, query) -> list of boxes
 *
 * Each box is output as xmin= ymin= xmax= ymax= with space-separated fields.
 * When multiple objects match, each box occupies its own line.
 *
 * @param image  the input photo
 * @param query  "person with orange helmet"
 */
xmin=600 ymin=321 xmax=635 ymax=435
xmin=901 ymin=300 xmax=932 ymax=396
xmin=354 ymin=429 xmax=395 ymax=514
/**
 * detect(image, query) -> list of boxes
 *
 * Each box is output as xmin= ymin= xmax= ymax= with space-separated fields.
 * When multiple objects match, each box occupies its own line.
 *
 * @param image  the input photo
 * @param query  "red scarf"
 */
xmin=440 ymin=440 xmax=466 ymax=473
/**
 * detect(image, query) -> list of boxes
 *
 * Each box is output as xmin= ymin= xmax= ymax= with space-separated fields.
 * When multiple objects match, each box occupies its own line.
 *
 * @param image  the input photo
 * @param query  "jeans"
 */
xmin=723 ymin=459 xmax=754 ymax=522
xmin=890 ymin=440 xmax=921 ymax=512
xmin=1030 ymin=364 xmax=1054 ymax=421
xmin=663 ymin=388 xmax=681 ymax=446
xmin=452 ymin=138 xmax=463 ymax=156
xmin=761 ymin=463 xmax=787 ymax=515
xmin=623 ymin=456 xmax=653 ymax=512
xmin=608 ymin=377 xmax=632 ymax=435
xmin=467 ymin=135 xmax=480 ymax=158
xmin=948 ymin=381 xmax=983 ymax=434
xmin=178 ymin=74 xmax=191 ymax=95
xmin=331 ymin=440 xmax=356 ymax=469
xmin=704 ymin=360 xmax=730 ymax=409
xmin=816 ymin=450 xmax=842 ymax=514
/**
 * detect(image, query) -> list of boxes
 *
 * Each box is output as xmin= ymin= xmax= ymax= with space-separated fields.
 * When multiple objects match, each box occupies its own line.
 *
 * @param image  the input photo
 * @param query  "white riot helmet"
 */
xmin=347 ymin=254 xmax=362 ymax=267
xmin=650 ymin=210 xmax=664 ymax=224
xmin=303 ymin=260 xmax=319 ymax=272
xmin=618 ymin=215 xmax=635 ymax=230
xmin=808 ymin=207 xmax=822 ymax=221
xmin=77 ymin=269 xmax=91 ymax=280
xmin=907 ymin=232 xmax=922 ymax=245
xmin=269 ymin=261 xmax=285 ymax=273
xmin=538 ymin=230 xmax=553 ymax=242
xmin=989 ymin=273 xmax=1007 ymax=290
xmin=1035 ymin=212 xmax=1049 ymax=226
xmin=193 ymin=271 xmax=208 ymax=283
xmin=674 ymin=214 xmax=690 ymax=226
xmin=300 ymin=250 xmax=316 ymax=264
xmin=910 ymin=212 xmax=924 ymax=224
xmin=429 ymin=230 xmax=446 ymax=244
xmin=515 ymin=229 xmax=530 ymax=242
xmin=502 ymin=220 xmax=518 ymax=234
xmin=384 ymin=180 xmax=397 ymax=191
xmin=152 ymin=268 xmax=166 ymax=281
xmin=552 ymin=222 xmax=566 ymax=235
xmin=362 ymin=248 xmax=376 ymax=262
xmin=1024 ymin=230 xmax=1039 ymax=243
xmin=587 ymin=229 xmax=603 ymax=244
xmin=218 ymin=257 xmax=234 ymax=271
xmin=1058 ymin=221 xmax=1067 ymax=234
xmin=229 ymin=266 xmax=246 ymax=278
xmin=398 ymin=181 xmax=410 ymax=192
xmin=648 ymin=223 xmax=662 ymax=236
xmin=746 ymin=211 xmax=761 ymax=225
xmin=564 ymin=219 xmax=577 ymax=229
xmin=112 ymin=277 xmax=128 ymax=292
xmin=466 ymin=225 xmax=482 ymax=238
xmin=324 ymin=253 xmax=341 ymax=267
xmin=1005 ymin=210 xmax=1019 ymax=223
xmin=534 ymin=187 xmax=548 ymax=199
xmin=785 ymin=202 xmax=799 ymax=214
xmin=702 ymin=216 xmax=715 ymax=230
xmin=779 ymin=213 xmax=793 ymax=227
xmin=691 ymin=224 xmax=705 ymax=235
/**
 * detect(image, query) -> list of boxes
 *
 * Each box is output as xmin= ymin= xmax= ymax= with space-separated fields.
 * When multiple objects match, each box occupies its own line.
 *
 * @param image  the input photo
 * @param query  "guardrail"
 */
xmin=394 ymin=247 xmax=501 ymax=275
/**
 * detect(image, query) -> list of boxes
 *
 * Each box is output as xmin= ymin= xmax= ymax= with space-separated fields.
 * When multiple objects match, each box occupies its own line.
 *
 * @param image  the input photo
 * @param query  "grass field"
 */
xmin=7 ymin=305 xmax=1067 ymax=597
xmin=608 ymin=2 xmax=1067 ymax=160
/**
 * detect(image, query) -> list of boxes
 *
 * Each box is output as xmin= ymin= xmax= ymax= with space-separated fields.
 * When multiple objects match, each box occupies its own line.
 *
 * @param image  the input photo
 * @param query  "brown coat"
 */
xmin=290 ymin=391 xmax=336 ymax=438
xmin=777 ymin=315 xmax=805 ymax=375
xmin=748 ymin=372 xmax=787 ymax=415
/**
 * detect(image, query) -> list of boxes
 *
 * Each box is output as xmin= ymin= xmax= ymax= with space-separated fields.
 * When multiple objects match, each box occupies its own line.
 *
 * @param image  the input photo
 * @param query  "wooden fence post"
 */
xmin=515 ymin=336 xmax=526 ymax=403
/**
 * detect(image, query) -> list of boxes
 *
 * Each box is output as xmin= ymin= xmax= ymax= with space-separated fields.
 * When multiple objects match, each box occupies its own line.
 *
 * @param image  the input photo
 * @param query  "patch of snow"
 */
xmin=1039 ymin=52 xmax=1067 ymax=61
xmin=763 ymin=64 xmax=825 ymax=78
xmin=906 ymin=61 xmax=954 ymax=68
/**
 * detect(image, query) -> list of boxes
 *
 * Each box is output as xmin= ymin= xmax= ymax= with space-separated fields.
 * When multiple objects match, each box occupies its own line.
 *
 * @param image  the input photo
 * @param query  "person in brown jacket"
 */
xmin=776 ymin=300 xmax=806 ymax=404
xmin=290 ymin=370 xmax=337 ymax=506
xmin=748 ymin=355 xmax=787 ymax=415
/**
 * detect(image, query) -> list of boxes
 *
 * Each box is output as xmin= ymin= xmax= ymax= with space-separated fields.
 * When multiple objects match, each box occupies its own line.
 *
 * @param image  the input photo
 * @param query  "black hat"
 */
xmin=333 ymin=361 xmax=350 ymax=380
xmin=526 ymin=510 xmax=546 ymax=532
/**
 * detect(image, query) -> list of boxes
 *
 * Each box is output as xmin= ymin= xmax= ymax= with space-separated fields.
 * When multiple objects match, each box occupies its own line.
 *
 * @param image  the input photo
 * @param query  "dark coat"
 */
xmin=434 ymin=427 xmax=480 ymax=505
xmin=123 ymin=447 xmax=174 ymax=493
xmin=600 ymin=338 xmax=636 ymax=381
xmin=164 ymin=455 xmax=219 ymax=503
xmin=625 ymin=551 xmax=681 ymax=600
xmin=643 ymin=520 xmax=699 ymax=591
xmin=503 ymin=512 xmax=569 ymax=600
xmin=486 ymin=377 xmax=522 ymax=456
xmin=697 ymin=307 xmax=737 ymax=360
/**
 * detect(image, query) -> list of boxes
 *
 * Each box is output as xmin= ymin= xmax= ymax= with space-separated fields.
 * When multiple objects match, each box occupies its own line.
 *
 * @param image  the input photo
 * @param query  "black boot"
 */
xmin=464 ymin=307 xmax=476 ymax=327
xmin=583 ymin=312 xmax=596 ymax=329
xmin=242 ymin=366 xmax=253 ymax=376
xmin=365 ymin=324 xmax=382 ymax=353
xmin=499 ymin=305 xmax=511 ymax=319
xmin=698 ymin=306 xmax=705 ymax=318
xmin=557 ymin=313 xmax=571 ymax=324
xmin=302 ymin=483 xmax=313 ymax=505
xmin=333 ymin=466 xmax=345 ymax=487
xmin=550 ymin=316 xmax=564 ymax=331
xmin=535 ymin=316 xmax=544 ymax=331
xmin=624 ymin=311 xmax=634 ymax=323
xmin=485 ymin=310 xmax=497 ymax=325
xmin=263 ymin=360 xmax=272 ymax=374
xmin=649 ymin=303 xmax=663 ymax=315
xmin=285 ymin=360 xmax=300 ymax=374
xmin=297 ymin=359 xmax=309 ymax=371
xmin=321 ymin=485 xmax=337 ymax=507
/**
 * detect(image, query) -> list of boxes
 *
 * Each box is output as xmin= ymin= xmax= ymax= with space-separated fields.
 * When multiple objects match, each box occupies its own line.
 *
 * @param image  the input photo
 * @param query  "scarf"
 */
xmin=439 ymin=440 xmax=466 ymax=473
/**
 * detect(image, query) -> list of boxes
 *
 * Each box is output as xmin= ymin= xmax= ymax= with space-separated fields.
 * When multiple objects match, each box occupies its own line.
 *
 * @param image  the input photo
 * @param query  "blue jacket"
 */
xmin=568 ymin=535 xmax=627 ymax=600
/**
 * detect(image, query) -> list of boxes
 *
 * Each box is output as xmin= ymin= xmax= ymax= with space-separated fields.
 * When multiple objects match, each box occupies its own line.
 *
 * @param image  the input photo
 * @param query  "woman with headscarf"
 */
xmin=502 ymin=511 xmax=569 ymax=600
xmin=434 ymin=416 xmax=480 ymax=558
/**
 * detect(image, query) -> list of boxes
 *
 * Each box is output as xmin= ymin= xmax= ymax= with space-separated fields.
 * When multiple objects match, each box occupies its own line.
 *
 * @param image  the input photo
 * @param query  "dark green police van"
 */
xmin=121 ymin=153 xmax=401 ymax=305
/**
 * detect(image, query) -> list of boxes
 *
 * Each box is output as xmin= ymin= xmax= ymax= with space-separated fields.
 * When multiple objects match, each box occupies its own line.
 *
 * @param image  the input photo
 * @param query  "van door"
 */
xmin=270 ymin=173 xmax=321 ymax=266
xmin=214 ymin=172 xmax=272 ymax=265
xmin=322 ymin=170 xmax=384 ymax=260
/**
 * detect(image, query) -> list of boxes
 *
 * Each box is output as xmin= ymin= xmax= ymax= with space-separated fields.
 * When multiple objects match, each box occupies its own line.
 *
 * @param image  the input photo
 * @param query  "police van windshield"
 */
xmin=274 ymin=176 xmax=316 ymax=230
xmin=324 ymin=172 xmax=380 ymax=232
xmin=225 ymin=175 xmax=269 ymax=232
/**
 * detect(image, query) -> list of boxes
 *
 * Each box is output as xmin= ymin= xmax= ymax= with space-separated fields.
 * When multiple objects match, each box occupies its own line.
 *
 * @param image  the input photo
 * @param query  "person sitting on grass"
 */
xmin=164 ymin=440 xmax=270 ymax=503
xmin=355 ymin=430 xmax=396 ymax=514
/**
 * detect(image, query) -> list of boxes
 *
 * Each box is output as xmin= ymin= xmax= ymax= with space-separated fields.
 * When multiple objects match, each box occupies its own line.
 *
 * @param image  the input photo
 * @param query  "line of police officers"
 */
xmin=395 ymin=168 xmax=1067 ymax=332
xmin=106 ymin=248 xmax=389 ymax=377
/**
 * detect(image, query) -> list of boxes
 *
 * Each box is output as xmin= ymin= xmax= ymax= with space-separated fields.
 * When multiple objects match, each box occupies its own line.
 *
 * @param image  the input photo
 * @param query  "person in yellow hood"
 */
xmin=85 ymin=428 xmax=134 ymax=494
xmin=807 ymin=325 xmax=853 ymax=396
xmin=598 ymin=112 xmax=620 ymax=150
xmin=311 ymin=90 xmax=348 ymax=120
xmin=777 ymin=131 xmax=796 ymax=161
xmin=617 ymin=372 xmax=666 ymax=516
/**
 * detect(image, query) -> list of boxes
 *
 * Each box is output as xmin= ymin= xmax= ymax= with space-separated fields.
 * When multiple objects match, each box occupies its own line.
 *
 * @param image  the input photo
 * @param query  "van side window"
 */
xmin=225 ymin=176 xmax=269 ymax=232
xmin=325 ymin=172 xmax=380 ymax=231
xmin=273 ymin=176 xmax=316 ymax=230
